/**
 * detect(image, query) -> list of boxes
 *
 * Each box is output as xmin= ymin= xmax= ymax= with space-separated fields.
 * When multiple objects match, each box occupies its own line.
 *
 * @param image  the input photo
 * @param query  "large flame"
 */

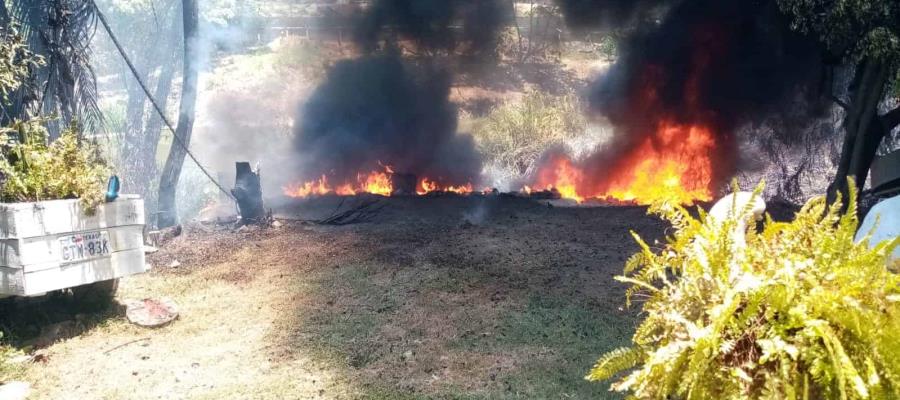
xmin=531 ymin=120 xmax=716 ymax=205
xmin=283 ymin=166 xmax=395 ymax=197
xmin=283 ymin=166 xmax=475 ymax=198
xmin=416 ymin=178 xmax=473 ymax=195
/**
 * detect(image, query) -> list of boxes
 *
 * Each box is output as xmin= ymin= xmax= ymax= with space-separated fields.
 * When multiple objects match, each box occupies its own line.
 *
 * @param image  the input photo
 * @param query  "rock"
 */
xmin=0 ymin=381 xmax=30 ymax=400
xmin=124 ymin=298 xmax=179 ymax=328
xmin=271 ymin=220 xmax=283 ymax=228
xmin=142 ymin=245 xmax=159 ymax=254
xmin=401 ymin=350 xmax=413 ymax=361
xmin=236 ymin=224 xmax=260 ymax=233
xmin=168 ymin=260 xmax=181 ymax=269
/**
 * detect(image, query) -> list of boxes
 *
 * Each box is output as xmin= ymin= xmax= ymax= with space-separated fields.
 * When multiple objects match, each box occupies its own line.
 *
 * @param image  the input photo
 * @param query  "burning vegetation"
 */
xmin=282 ymin=164 xmax=477 ymax=198
xmin=281 ymin=0 xmax=840 ymax=207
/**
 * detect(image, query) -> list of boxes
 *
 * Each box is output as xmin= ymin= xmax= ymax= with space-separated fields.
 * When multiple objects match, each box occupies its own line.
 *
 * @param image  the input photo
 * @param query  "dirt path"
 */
xmin=5 ymin=196 xmax=665 ymax=399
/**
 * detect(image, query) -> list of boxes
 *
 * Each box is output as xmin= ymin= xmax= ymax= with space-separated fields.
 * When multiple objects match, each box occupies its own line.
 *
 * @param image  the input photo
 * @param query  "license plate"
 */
xmin=59 ymin=231 xmax=111 ymax=262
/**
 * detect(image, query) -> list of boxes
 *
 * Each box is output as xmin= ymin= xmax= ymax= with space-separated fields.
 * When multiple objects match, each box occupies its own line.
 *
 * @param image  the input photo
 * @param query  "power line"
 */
xmin=90 ymin=0 xmax=236 ymax=202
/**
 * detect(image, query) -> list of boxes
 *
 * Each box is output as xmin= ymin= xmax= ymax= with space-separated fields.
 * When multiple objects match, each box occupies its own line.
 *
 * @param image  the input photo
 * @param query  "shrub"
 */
xmin=0 ymin=120 xmax=110 ymax=213
xmin=588 ymin=182 xmax=900 ymax=399
xmin=472 ymin=91 xmax=585 ymax=178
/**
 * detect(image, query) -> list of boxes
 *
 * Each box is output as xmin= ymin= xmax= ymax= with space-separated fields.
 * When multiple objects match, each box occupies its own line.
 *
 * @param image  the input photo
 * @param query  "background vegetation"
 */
xmin=470 ymin=91 xmax=587 ymax=183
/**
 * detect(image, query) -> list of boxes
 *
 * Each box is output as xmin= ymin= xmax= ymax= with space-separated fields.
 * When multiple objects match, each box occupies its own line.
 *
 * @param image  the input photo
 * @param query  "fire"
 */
xmin=359 ymin=170 xmax=393 ymax=196
xmin=283 ymin=166 xmax=394 ymax=197
xmin=529 ymin=121 xmax=716 ymax=205
xmin=283 ymin=175 xmax=332 ymax=197
xmin=533 ymin=156 xmax=584 ymax=203
xmin=283 ymin=167 xmax=476 ymax=198
xmin=604 ymin=122 xmax=714 ymax=204
xmin=416 ymin=178 xmax=474 ymax=195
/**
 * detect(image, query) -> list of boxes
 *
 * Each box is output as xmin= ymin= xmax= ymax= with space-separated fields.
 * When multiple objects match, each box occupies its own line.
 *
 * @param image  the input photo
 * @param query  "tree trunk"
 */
xmin=131 ymin=21 xmax=181 ymax=219
xmin=122 ymin=12 xmax=180 ymax=195
xmin=157 ymin=0 xmax=199 ymax=228
xmin=827 ymin=58 xmax=889 ymax=211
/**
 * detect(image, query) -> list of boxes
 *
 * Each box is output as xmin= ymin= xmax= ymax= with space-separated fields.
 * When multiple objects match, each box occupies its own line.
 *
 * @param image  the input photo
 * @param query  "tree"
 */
xmin=778 ymin=0 xmax=900 ymax=206
xmin=2 ymin=0 xmax=102 ymax=136
xmin=156 ymin=0 xmax=198 ymax=228
xmin=97 ymin=0 xmax=182 ymax=211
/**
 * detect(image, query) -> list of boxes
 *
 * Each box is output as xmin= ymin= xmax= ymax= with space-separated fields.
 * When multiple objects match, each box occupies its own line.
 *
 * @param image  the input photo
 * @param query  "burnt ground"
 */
xmin=2 ymin=195 xmax=666 ymax=399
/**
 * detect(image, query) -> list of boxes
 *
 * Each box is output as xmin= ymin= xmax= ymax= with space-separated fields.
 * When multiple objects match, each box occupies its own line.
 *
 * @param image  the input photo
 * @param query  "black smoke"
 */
xmin=551 ymin=0 xmax=828 ymax=191
xmin=293 ymin=54 xmax=480 ymax=185
xmin=292 ymin=0 xmax=511 ymax=187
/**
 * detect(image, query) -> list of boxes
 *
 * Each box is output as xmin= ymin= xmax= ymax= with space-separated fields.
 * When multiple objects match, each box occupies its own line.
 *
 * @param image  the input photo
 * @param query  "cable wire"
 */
xmin=90 ymin=0 xmax=236 ymax=201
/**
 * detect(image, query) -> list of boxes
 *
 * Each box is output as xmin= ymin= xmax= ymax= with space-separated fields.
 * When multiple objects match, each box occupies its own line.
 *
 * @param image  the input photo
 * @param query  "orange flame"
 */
xmin=283 ymin=165 xmax=395 ymax=197
xmin=359 ymin=170 xmax=393 ymax=196
xmin=603 ymin=122 xmax=714 ymax=204
xmin=283 ymin=166 xmax=478 ymax=198
xmin=283 ymin=175 xmax=333 ymax=197
xmin=416 ymin=178 xmax=474 ymax=195
xmin=529 ymin=120 xmax=716 ymax=205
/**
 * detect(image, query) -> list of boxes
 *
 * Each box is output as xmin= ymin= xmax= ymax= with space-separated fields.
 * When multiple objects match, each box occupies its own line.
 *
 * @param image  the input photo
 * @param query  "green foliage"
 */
xmin=0 ymin=24 xmax=43 ymax=105
xmin=588 ymin=182 xmax=900 ymax=399
xmin=596 ymin=35 xmax=618 ymax=61
xmin=0 ymin=120 xmax=110 ymax=213
xmin=471 ymin=91 xmax=586 ymax=176
xmin=778 ymin=0 xmax=900 ymax=99
xmin=778 ymin=0 xmax=899 ymax=59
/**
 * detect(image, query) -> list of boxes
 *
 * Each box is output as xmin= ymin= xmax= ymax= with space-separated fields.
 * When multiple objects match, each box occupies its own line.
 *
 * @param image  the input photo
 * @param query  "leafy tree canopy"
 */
xmin=779 ymin=0 xmax=900 ymax=98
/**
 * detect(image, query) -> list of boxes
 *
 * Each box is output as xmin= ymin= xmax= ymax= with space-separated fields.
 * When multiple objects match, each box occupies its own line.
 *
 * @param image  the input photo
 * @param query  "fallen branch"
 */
xmin=103 ymin=337 xmax=150 ymax=355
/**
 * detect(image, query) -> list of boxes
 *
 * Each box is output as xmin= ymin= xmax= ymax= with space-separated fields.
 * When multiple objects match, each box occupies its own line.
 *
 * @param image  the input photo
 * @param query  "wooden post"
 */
xmin=391 ymin=173 xmax=417 ymax=196
xmin=231 ymin=162 xmax=265 ymax=223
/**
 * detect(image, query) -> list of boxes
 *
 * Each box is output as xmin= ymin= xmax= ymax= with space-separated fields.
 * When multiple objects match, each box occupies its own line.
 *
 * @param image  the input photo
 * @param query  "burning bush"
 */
xmin=588 ymin=183 xmax=900 ymax=399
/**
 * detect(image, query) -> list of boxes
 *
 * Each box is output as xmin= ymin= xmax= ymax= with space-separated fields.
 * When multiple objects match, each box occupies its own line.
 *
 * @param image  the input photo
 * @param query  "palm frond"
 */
xmin=7 ymin=0 xmax=102 ymax=136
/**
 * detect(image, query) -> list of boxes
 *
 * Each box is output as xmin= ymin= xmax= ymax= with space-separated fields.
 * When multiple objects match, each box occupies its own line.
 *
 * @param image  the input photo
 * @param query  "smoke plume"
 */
xmin=291 ymin=0 xmax=511 ymax=188
xmin=548 ymin=0 xmax=827 ymax=194
xmin=293 ymin=53 xmax=481 ymax=185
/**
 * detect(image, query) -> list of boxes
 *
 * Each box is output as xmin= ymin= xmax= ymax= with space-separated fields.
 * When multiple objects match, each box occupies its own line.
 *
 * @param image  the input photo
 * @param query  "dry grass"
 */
xmin=3 ymin=196 xmax=664 ymax=399
xmin=470 ymin=92 xmax=587 ymax=182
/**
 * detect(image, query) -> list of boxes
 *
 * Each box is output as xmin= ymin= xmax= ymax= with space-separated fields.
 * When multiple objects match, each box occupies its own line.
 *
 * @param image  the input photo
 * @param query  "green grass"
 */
xmin=453 ymin=295 xmax=633 ymax=399
xmin=295 ymin=258 xmax=636 ymax=399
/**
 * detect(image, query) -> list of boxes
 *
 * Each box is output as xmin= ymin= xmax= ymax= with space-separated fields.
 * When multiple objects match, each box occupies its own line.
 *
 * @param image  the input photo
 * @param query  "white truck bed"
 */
xmin=0 ymin=196 xmax=147 ymax=297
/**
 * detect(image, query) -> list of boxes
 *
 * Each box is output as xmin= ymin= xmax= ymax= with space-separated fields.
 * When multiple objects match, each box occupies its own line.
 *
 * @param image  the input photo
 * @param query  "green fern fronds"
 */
xmin=586 ymin=346 xmax=644 ymax=382
xmin=588 ymin=180 xmax=900 ymax=399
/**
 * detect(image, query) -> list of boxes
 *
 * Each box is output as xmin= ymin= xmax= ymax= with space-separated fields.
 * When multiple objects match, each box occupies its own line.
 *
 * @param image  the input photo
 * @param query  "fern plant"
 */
xmin=588 ymin=182 xmax=900 ymax=399
xmin=0 ymin=120 xmax=109 ymax=213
